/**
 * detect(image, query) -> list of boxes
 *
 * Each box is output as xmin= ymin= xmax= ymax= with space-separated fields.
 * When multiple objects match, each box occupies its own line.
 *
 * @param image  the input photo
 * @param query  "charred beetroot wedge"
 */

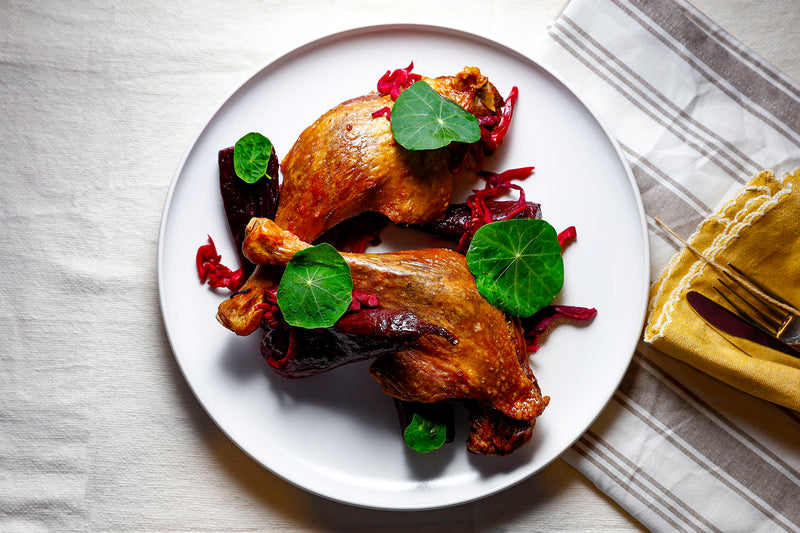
xmin=406 ymin=200 xmax=541 ymax=243
xmin=262 ymin=325 xmax=407 ymax=379
xmin=308 ymin=199 xmax=540 ymax=256
xmin=260 ymin=324 xmax=400 ymax=379
xmin=218 ymin=146 xmax=280 ymax=277
xmin=261 ymin=308 xmax=456 ymax=379
xmin=335 ymin=308 xmax=457 ymax=345
xmin=520 ymin=305 xmax=597 ymax=353
xmin=400 ymin=166 xmax=540 ymax=253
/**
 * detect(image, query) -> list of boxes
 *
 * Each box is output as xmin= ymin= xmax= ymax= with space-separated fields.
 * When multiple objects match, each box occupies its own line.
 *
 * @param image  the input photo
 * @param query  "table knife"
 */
xmin=686 ymin=290 xmax=800 ymax=358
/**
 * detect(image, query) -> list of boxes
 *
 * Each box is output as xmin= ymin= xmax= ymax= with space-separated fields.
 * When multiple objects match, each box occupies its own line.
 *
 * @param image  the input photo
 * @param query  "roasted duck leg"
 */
xmin=221 ymin=67 xmax=510 ymax=332
xmin=275 ymin=67 xmax=504 ymax=243
xmin=235 ymin=217 xmax=549 ymax=424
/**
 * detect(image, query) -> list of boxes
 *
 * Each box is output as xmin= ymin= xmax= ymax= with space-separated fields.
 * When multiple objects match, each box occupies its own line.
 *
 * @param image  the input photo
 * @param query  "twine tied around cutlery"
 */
xmin=654 ymin=217 xmax=800 ymax=319
xmin=644 ymin=169 xmax=800 ymax=412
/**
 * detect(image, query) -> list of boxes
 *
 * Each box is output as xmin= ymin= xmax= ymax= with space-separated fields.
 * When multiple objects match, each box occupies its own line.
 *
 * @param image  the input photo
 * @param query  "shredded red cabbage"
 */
xmin=456 ymin=166 xmax=535 ymax=253
xmin=253 ymin=287 xmax=282 ymax=329
xmin=195 ymin=236 xmax=245 ymax=291
xmin=372 ymin=106 xmax=391 ymax=119
xmin=521 ymin=305 xmax=597 ymax=353
xmin=454 ymin=87 xmax=518 ymax=173
xmin=558 ymin=226 xmax=577 ymax=249
xmin=377 ymin=61 xmax=422 ymax=100
xmin=482 ymin=86 xmax=518 ymax=152
xmin=348 ymin=289 xmax=380 ymax=311
xmin=252 ymin=287 xmax=293 ymax=369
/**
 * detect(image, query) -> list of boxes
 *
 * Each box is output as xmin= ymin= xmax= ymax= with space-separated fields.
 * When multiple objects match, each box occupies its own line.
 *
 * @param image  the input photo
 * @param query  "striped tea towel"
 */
xmin=537 ymin=0 xmax=800 ymax=531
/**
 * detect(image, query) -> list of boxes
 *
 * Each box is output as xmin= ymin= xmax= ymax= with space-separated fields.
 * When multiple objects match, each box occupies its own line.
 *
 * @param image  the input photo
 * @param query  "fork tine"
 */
xmin=714 ymin=280 xmax=782 ymax=330
xmin=727 ymin=263 xmax=794 ymax=314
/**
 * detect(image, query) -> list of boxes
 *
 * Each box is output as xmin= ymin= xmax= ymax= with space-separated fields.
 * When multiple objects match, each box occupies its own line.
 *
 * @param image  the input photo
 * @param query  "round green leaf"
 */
xmin=276 ymin=243 xmax=354 ymax=329
xmin=390 ymin=81 xmax=481 ymax=151
xmin=403 ymin=412 xmax=447 ymax=453
xmin=233 ymin=132 xmax=274 ymax=183
xmin=466 ymin=219 xmax=564 ymax=317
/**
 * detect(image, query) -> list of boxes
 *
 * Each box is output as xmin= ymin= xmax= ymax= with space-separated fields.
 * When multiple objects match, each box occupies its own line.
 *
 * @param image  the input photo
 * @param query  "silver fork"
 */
xmin=713 ymin=263 xmax=800 ymax=346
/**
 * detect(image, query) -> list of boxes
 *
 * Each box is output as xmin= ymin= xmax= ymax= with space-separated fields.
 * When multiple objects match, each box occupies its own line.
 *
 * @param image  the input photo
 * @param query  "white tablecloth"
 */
xmin=3 ymin=1 xmax=799 ymax=531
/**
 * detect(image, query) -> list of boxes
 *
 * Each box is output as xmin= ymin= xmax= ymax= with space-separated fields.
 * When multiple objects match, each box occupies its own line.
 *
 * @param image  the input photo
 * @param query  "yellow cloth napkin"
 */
xmin=645 ymin=168 xmax=800 ymax=412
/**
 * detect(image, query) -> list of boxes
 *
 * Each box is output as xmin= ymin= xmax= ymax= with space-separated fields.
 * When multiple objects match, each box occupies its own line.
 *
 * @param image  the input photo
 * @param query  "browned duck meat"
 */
xmin=275 ymin=67 xmax=505 ymax=243
xmin=219 ymin=67 xmax=512 ymax=334
xmin=232 ymin=218 xmax=549 ymax=429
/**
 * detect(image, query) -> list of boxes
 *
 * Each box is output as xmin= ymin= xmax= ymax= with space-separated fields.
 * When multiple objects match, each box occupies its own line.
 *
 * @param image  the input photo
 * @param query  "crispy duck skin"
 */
xmin=466 ymin=404 xmax=536 ymax=456
xmin=466 ymin=317 xmax=539 ymax=455
xmin=237 ymin=218 xmax=549 ymax=423
xmin=275 ymin=67 xmax=503 ymax=243
xmin=216 ymin=265 xmax=282 ymax=336
xmin=220 ymin=68 xmax=504 ymax=333
xmin=215 ymin=199 xmax=534 ymax=335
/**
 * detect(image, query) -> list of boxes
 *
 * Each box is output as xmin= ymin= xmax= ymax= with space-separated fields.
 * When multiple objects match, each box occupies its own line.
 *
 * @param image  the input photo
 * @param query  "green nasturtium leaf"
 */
xmin=233 ymin=132 xmax=274 ymax=183
xmin=403 ymin=412 xmax=447 ymax=453
xmin=466 ymin=219 xmax=564 ymax=318
xmin=276 ymin=243 xmax=354 ymax=329
xmin=390 ymin=81 xmax=481 ymax=151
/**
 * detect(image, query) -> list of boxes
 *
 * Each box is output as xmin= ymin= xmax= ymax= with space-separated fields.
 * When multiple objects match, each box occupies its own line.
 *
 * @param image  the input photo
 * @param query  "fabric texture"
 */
xmin=0 ymin=1 xmax=639 ymax=531
xmin=645 ymin=168 xmax=800 ymax=411
xmin=4 ymin=0 xmax=800 ymax=531
xmin=537 ymin=0 xmax=800 ymax=531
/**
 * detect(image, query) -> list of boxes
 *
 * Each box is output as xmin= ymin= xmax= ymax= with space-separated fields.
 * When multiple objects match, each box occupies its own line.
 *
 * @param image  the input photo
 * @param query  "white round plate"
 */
xmin=158 ymin=24 xmax=649 ymax=510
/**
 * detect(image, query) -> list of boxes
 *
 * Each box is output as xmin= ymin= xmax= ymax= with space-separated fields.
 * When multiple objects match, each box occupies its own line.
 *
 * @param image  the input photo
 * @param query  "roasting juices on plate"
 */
xmin=196 ymin=63 xmax=596 ymax=456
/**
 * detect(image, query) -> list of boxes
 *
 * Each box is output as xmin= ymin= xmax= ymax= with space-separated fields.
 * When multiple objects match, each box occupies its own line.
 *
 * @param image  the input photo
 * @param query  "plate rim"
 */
xmin=157 ymin=22 xmax=651 ymax=510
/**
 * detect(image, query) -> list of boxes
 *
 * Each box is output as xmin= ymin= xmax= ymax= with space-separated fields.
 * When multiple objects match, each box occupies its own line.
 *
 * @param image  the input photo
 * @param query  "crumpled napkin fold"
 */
xmin=645 ymin=168 xmax=800 ymax=411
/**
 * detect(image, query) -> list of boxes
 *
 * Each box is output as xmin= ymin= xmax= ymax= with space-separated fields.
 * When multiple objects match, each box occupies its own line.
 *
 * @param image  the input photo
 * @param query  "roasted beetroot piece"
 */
xmin=520 ymin=305 xmax=598 ymax=353
xmin=261 ymin=324 xmax=399 ymax=379
xmin=406 ymin=200 xmax=541 ymax=242
xmin=261 ymin=308 xmax=455 ymax=379
xmin=335 ymin=308 xmax=458 ymax=345
xmin=218 ymin=146 xmax=280 ymax=277
xmin=261 ymin=323 xmax=413 ymax=379
xmin=195 ymin=235 xmax=245 ymax=291
xmin=450 ymin=166 xmax=536 ymax=252
xmin=394 ymin=399 xmax=455 ymax=444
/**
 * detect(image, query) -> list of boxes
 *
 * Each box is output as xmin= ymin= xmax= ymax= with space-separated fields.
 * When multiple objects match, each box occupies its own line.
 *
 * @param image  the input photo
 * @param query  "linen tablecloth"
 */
xmin=2 ymin=0 xmax=799 ymax=531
